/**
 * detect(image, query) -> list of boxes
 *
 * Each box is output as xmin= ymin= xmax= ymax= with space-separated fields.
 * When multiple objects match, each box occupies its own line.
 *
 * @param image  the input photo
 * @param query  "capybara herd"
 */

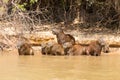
xmin=17 ymin=28 xmax=109 ymax=56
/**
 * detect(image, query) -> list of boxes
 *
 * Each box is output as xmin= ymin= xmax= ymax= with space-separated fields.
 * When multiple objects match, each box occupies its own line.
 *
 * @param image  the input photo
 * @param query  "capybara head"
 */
xmin=65 ymin=34 xmax=75 ymax=45
xmin=52 ymin=28 xmax=64 ymax=35
xmin=98 ymin=37 xmax=109 ymax=53
xmin=17 ymin=42 xmax=34 ymax=55
xmin=41 ymin=41 xmax=55 ymax=55
xmin=98 ymin=37 xmax=106 ymax=46
xmin=41 ymin=46 xmax=51 ymax=55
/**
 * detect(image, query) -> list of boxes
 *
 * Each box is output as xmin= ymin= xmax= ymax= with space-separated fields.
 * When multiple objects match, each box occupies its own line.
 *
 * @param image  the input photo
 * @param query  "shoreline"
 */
xmin=1 ymin=47 xmax=120 ymax=56
xmin=0 ymin=24 xmax=120 ymax=53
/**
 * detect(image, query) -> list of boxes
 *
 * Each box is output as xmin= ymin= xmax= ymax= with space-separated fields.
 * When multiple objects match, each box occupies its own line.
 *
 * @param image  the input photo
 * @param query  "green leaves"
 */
xmin=30 ymin=0 xmax=38 ymax=4
xmin=17 ymin=3 xmax=27 ymax=11
xmin=17 ymin=0 xmax=38 ymax=11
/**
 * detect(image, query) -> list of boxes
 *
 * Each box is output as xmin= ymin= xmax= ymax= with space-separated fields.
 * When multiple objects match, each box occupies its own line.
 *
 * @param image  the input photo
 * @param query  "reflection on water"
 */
xmin=0 ymin=53 xmax=120 ymax=80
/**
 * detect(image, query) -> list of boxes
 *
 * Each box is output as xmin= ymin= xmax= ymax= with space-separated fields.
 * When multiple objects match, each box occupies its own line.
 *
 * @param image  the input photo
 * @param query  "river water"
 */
xmin=0 ymin=51 xmax=120 ymax=80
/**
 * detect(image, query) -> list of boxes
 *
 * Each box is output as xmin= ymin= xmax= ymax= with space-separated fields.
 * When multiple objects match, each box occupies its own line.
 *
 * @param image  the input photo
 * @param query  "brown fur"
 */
xmin=86 ymin=37 xmax=110 ymax=56
xmin=86 ymin=38 xmax=109 ymax=56
xmin=41 ymin=43 xmax=64 ymax=56
xmin=86 ymin=41 xmax=102 ymax=56
xmin=41 ymin=46 xmax=51 ymax=55
xmin=17 ymin=43 xmax=34 ymax=55
xmin=52 ymin=29 xmax=75 ymax=48
xmin=50 ymin=43 xmax=64 ymax=55
xmin=67 ymin=44 xmax=87 ymax=56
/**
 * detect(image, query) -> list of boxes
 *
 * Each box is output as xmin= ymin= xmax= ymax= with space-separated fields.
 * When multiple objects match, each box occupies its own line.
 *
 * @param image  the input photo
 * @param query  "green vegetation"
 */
xmin=0 ymin=0 xmax=120 ymax=29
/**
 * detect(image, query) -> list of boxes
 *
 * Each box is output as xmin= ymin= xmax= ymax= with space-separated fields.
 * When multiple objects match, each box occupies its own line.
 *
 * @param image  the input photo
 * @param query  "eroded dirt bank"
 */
xmin=0 ymin=23 xmax=120 ymax=54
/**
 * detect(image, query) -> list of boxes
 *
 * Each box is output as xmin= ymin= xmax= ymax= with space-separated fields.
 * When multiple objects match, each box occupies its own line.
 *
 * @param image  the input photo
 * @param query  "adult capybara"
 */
xmin=49 ymin=43 xmax=64 ymax=56
xmin=41 ymin=46 xmax=51 ymax=55
xmin=17 ymin=42 xmax=34 ymax=55
xmin=67 ymin=44 xmax=87 ymax=56
xmin=41 ymin=42 xmax=64 ymax=56
xmin=86 ymin=38 xmax=108 ymax=56
xmin=41 ymin=42 xmax=53 ymax=55
xmin=52 ymin=28 xmax=75 ymax=48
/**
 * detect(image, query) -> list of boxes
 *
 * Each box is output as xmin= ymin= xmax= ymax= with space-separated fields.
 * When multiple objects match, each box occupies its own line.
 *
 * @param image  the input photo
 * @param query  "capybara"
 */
xmin=86 ymin=38 xmax=108 ymax=56
xmin=41 ymin=42 xmax=64 ymax=56
xmin=41 ymin=42 xmax=52 ymax=55
xmin=17 ymin=42 xmax=34 ymax=55
xmin=49 ymin=43 xmax=64 ymax=56
xmin=52 ymin=29 xmax=75 ymax=48
xmin=62 ymin=42 xmax=73 ymax=55
xmin=67 ymin=44 xmax=87 ymax=56
xmin=41 ymin=46 xmax=51 ymax=55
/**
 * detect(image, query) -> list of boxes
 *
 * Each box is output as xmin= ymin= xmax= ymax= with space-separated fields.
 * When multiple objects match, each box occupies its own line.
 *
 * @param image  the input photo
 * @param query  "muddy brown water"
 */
xmin=0 ymin=50 xmax=120 ymax=80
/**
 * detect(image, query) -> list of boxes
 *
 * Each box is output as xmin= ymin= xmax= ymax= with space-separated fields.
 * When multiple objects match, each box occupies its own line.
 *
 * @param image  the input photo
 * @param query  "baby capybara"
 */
xmin=67 ymin=44 xmax=87 ymax=56
xmin=86 ymin=38 xmax=108 ymax=56
xmin=41 ymin=43 xmax=64 ymax=56
xmin=17 ymin=42 xmax=34 ymax=55
xmin=52 ymin=29 xmax=75 ymax=48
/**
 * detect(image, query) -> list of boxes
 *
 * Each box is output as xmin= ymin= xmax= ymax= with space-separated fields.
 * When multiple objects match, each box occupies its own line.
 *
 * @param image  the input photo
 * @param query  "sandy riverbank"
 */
xmin=0 ymin=23 xmax=120 ymax=53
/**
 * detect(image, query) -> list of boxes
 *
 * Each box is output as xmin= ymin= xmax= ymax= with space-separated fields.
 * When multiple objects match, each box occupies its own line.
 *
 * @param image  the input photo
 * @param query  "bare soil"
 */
xmin=0 ymin=22 xmax=120 ymax=54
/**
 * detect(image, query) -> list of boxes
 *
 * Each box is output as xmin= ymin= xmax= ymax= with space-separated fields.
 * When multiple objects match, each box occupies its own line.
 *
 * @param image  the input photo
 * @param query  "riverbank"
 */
xmin=0 ymin=22 xmax=120 ymax=53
